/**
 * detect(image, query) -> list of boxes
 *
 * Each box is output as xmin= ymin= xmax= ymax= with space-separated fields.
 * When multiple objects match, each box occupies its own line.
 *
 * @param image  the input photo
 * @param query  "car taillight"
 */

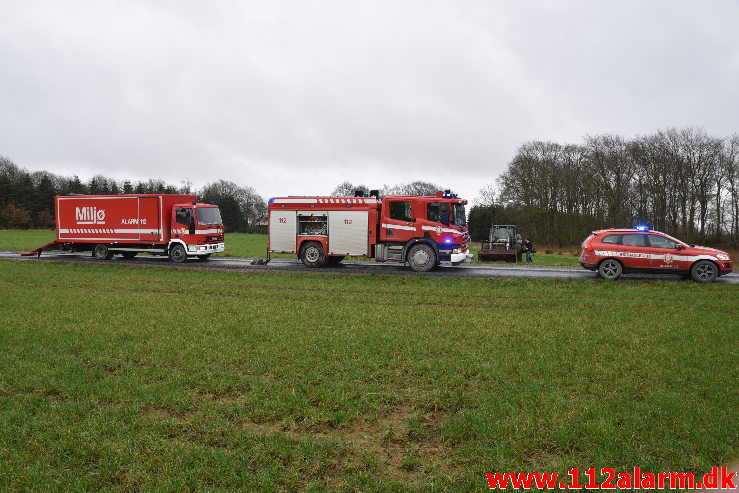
xmin=582 ymin=234 xmax=595 ymax=251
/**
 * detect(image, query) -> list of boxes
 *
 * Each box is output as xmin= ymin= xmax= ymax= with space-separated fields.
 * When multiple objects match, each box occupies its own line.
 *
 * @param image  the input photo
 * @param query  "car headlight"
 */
xmin=716 ymin=254 xmax=730 ymax=261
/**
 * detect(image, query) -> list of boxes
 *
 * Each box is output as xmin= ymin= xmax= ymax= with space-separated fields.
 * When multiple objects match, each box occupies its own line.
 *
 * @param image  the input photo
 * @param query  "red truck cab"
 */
xmin=378 ymin=192 xmax=471 ymax=266
xmin=168 ymin=201 xmax=225 ymax=261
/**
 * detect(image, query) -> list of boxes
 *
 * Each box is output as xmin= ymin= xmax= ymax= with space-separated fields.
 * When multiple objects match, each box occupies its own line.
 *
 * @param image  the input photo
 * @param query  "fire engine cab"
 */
xmin=267 ymin=190 xmax=472 ymax=272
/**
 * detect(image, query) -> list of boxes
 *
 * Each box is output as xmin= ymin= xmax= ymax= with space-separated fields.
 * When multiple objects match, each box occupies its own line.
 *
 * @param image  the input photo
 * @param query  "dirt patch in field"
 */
xmin=241 ymin=405 xmax=454 ymax=481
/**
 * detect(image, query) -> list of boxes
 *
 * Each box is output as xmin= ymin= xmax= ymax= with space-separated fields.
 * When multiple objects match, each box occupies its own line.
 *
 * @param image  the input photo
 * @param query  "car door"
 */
xmin=618 ymin=233 xmax=650 ymax=270
xmin=645 ymin=233 xmax=682 ymax=271
xmin=380 ymin=200 xmax=417 ymax=243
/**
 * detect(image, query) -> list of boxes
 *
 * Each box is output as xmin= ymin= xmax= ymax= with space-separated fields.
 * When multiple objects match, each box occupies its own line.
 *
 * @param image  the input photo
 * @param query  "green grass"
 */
xmin=1 ymin=260 xmax=736 ymax=491
xmin=0 ymin=229 xmax=56 ymax=251
xmin=0 ymin=230 xmax=581 ymax=266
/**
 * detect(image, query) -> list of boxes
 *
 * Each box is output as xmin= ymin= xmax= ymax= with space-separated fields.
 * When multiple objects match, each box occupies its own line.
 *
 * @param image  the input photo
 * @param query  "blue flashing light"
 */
xmin=209 ymin=201 xmax=215 ymax=205
xmin=191 ymin=200 xmax=197 ymax=205
xmin=444 ymin=238 xmax=452 ymax=244
xmin=268 ymin=197 xmax=275 ymax=203
xmin=636 ymin=224 xmax=649 ymax=232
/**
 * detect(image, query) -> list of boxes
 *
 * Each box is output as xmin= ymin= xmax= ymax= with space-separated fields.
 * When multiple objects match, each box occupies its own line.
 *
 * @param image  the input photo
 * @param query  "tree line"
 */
xmin=6 ymin=125 xmax=739 ymax=247
xmin=0 ymin=157 xmax=266 ymax=233
xmin=0 ymin=156 xmax=446 ymax=233
xmin=470 ymin=128 xmax=739 ymax=247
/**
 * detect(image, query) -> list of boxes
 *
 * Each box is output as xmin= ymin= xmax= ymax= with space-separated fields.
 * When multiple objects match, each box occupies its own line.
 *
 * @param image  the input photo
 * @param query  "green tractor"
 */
xmin=478 ymin=225 xmax=523 ymax=262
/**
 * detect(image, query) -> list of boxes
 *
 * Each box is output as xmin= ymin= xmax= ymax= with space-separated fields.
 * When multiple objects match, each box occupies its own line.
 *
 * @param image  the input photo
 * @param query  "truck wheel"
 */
xmin=325 ymin=256 xmax=345 ymax=266
xmin=300 ymin=242 xmax=325 ymax=268
xmin=598 ymin=258 xmax=622 ymax=280
xmin=407 ymin=244 xmax=436 ymax=272
xmin=169 ymin=244 xmax=188 ymax=263
xmin=93 ymin=244 xmax=113 ymax=260
xmin=690 ymin=260 xmax=718 ymax=283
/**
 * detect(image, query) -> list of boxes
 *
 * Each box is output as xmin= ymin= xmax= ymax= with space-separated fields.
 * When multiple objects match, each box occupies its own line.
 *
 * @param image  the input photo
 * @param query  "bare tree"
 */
xmin=330 ymin=181 xmax=368 ymax=197
xmin=382 ymin=181 xmax=442 ymax=196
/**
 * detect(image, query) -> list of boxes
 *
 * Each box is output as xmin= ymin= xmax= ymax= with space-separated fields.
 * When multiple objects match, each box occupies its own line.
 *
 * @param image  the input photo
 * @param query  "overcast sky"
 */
xmin=1 ymin=0 xmax=737 ymax=202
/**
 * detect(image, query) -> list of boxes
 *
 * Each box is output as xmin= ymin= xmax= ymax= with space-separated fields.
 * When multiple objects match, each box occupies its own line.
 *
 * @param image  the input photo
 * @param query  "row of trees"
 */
xmin=0 ymin=157 xmax=267 ymax=232
xmin=7 ymin=126 xmax=739 ymax=247
xmin=330 ymin=181 xmax=444 ymax=197
xmin=473 ymin=128 xmax=739 ymax=246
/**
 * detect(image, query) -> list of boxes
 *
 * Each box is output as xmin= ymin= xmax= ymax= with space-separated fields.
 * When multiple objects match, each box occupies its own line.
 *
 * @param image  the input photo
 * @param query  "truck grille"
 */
xmin=206 ymin=234 xmax=223 ymax=243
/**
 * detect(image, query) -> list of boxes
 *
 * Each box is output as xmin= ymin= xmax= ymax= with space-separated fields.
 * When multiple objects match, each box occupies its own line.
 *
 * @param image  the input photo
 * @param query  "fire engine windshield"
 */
xmin=452 ymin=203 xmax=466 ymax=227
xmin=196 ymin=207 xmax=222 ymax=226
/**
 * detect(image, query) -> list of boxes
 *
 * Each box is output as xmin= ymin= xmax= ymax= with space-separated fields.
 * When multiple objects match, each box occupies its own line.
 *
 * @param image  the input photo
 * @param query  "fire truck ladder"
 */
xmin=20 ymin=240 xmax=63 ymax=257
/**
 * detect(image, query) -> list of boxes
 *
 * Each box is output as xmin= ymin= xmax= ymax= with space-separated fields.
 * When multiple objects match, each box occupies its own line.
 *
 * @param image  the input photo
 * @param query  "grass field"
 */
xmin=0 ymin=230 xmax=581 ymax=266
xmin=1 ymin=260 xmax=736 ymax=491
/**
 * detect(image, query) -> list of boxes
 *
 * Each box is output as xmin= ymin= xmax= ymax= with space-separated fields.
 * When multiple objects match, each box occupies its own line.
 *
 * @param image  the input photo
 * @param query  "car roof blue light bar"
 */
xmin=636 ymin=224 xmax=649 ymax=232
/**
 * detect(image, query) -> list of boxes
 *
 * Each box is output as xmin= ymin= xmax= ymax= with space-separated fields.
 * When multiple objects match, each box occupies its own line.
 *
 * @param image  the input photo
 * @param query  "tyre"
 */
xmin=169 ymin=244 xmax=188 ymax=263
xmin=597 ymin=258 xmax=622 ymax=280
xmin=690 ymin=260 xmax=718 ymax=283
xmin=325 ymin=255 xmax=345 ymax=266
xmin=120 ymin=252 xmax=137 ymax=259
xmin=197 ymin=254 xmax=211 ymax=261
xmin=93 ymin=244 xmax=113 ymax=260
xmin=300 ymin=242 xmax=325 ymax=268
xmin=407 ymin=243 xmax=437 ymax=272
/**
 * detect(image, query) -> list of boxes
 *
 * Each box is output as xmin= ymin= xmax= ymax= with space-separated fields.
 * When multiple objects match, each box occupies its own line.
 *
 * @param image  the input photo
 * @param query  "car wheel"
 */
xmin=93 ymin=244 xmax=113 ymax=260
xmin=598 ymin=258 xmax=622 ymax=280
xmin=690 ymin=260 xmax=718 ymax=283
xmin=407 ymin=243 xmax=437 ymax=272
xmin=300 ymin=242 xmax=325 ymax=268
xmin=169 ymin=244 xmax=188 ymax=263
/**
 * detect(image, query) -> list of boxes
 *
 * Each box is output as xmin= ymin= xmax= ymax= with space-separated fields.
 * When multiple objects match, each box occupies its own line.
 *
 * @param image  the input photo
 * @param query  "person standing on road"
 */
xmin=523 ymin=237 xmax=533 ymax=263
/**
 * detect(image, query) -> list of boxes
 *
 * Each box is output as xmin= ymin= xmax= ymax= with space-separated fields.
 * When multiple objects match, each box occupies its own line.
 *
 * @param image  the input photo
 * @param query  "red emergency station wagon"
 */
xmin=580 ymin=227 xmax=733 ymax=282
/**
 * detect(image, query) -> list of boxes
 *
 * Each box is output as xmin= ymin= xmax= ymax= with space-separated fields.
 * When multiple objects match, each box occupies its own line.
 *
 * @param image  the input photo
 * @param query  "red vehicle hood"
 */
xmin=688 ymin=245 xmax=729 ymax=256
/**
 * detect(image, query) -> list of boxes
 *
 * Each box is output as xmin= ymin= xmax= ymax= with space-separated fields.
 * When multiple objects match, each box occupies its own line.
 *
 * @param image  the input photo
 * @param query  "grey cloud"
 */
xmin=1 ymin=0 xmax=737 ymax=201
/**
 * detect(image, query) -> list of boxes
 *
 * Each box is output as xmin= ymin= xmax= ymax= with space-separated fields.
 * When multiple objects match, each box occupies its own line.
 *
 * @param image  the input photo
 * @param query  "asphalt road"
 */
xmin=2 ymin=250 xmax=737 ymax=284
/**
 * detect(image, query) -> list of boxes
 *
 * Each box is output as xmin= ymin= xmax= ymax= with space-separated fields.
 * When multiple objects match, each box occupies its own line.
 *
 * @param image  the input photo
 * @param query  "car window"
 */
xmin=621 ymin=234 xmax=647 ymax=247
xmin=601 ymin=234 xmax=621 ymax=244
xmin=648 ymin=234 xmax=677 ymax=249
xmin=426 ymin=202 xmax=449 ymax=225
xmin=389 ymin=201 xmax=413 ymax=221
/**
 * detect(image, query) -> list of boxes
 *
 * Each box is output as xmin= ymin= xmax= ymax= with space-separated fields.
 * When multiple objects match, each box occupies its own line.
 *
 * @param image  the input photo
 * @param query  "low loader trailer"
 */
xmin=22 ymin=194 xmax=225 ymax=262
xmin=267 ymin=190 xmax=473 ymax=272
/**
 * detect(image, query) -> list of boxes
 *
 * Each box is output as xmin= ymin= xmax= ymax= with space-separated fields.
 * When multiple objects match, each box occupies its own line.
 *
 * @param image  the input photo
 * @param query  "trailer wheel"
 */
xmin=93 ymin=244 xmax=113 ymax=260
xmin=300 ymin=241 xmax=325 ymax=268
xmin=169 ymin=244 xmax=188 ymax=263
xmin=407 ymin=243 xmax=436 ymax=272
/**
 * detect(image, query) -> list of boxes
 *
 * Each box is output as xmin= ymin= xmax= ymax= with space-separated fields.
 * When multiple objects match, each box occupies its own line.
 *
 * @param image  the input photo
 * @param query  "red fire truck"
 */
xmin=267 ymin=191 xmax=472 ymax=271
xmin=22 ymin=194 xmax=225 ymax=262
